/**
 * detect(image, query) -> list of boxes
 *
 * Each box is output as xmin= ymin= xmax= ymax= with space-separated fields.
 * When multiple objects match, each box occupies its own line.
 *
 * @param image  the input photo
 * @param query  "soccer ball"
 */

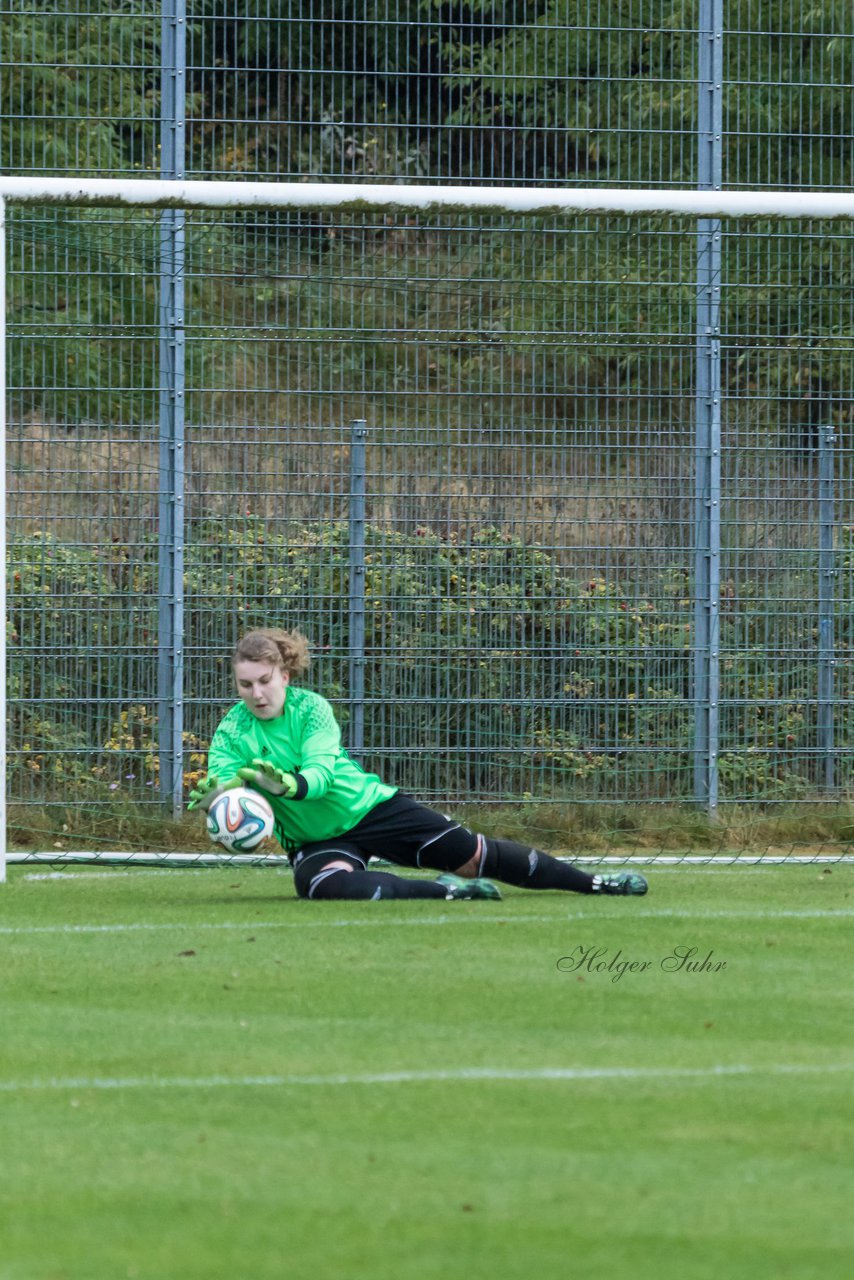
xmin=206 ymin=787 xmax=275 ymax=852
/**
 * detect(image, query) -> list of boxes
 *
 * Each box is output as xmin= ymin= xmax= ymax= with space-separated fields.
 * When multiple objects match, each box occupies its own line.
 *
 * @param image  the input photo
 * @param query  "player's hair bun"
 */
xmin=232 ymin=628 xmax=311 ymax=679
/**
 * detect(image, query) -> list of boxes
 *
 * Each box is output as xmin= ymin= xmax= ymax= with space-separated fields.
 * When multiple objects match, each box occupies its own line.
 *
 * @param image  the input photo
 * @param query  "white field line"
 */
xmin=2 ymin=907 xmax=854 ymax=936
xmin=0 ymin=1061 xmax=852 ymax=1095
xmin=11 ymin=854 xmax=854 ymax=867
xmin=20 ymin=863 xmax=854 ymax=881
xmin=22 ymin=871 xmax=201 ymax=881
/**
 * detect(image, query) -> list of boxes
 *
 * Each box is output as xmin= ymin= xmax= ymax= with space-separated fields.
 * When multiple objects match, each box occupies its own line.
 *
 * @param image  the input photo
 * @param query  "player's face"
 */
xmin=233 ymin=659 xmax=289 ymax=720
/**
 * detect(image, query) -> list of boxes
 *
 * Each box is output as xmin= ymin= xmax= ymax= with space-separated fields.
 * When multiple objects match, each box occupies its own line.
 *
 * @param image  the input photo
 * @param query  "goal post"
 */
xmin=1 ymin=193 xmax=6 ymax=883
xmin=2 ymin=179 xmax=854 ymax=874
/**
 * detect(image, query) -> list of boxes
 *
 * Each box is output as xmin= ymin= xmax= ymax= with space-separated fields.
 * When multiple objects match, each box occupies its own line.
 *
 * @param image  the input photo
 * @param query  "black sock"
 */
xmin=309 ymin=869 xmax=448 ymax=901
xmin=480 ymin=838 xmax=595 ymax=894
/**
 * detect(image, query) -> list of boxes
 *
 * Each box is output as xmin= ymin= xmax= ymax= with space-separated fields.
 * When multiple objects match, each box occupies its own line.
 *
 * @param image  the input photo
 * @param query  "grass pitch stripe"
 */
xmin=2 ymin=906 xmax=854 ymax=936
xmin=1 ymin=1062 xmax=852 ymax=1094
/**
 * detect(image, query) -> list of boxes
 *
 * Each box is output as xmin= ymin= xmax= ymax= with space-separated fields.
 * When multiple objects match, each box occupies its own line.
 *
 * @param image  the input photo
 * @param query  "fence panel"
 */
xmin=1 ymin=3 xmax=853 ymax=838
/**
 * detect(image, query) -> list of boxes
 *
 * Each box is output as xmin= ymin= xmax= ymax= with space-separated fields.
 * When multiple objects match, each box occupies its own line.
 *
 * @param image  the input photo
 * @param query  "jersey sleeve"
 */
xmin=206 ymin=712 xmax=249 ymax=782
xmin=294 ymin=696 xmax=342 ymax=799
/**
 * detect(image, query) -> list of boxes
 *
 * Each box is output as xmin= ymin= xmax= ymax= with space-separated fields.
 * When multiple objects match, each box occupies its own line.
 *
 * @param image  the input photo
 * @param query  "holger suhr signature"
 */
xmin=557 ymin=944 xmax=727 ymax=983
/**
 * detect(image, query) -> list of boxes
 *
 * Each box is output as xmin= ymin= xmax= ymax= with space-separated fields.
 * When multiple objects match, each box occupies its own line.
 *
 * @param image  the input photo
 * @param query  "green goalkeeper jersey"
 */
xmin=206 ymin=687 xmax=398 ymax=852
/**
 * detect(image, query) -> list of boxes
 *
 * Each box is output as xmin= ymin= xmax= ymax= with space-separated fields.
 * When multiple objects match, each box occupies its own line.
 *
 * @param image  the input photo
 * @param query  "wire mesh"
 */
xmin=6 ymin=205 xmax=853 ymax=820
xmin=1 ymin=2 xmax=854 ymax=850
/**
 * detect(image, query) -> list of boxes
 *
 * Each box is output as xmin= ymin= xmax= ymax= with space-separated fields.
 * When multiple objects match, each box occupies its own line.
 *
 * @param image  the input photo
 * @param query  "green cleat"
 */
xmin=436 ymin=873 xmax=502 ymax=901
xmin=592 ymin=870 xmax=649 ymax=896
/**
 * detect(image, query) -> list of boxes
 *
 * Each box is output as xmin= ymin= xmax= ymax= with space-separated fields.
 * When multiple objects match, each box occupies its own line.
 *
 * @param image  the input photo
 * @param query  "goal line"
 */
xmin=6 ymin=852 xmax=854 ymax=870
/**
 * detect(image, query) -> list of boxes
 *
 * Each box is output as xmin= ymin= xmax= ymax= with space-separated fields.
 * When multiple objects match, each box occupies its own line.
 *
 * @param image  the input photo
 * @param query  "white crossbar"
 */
xmin=0 ymin=178 xmax=853 ymax=219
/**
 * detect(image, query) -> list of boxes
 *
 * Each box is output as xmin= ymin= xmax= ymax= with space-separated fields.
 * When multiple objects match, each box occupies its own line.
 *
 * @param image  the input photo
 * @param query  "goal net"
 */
xmin=2 ymin=179 xmax=853 ymax=878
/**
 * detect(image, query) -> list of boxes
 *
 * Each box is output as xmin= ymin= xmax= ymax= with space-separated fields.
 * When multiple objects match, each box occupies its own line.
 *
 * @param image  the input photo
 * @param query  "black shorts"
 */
xmin=291 ymin=792 xmax=478 ymax=880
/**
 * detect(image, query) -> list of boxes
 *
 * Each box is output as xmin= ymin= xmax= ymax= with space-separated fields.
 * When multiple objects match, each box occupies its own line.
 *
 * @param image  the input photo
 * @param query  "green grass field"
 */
xmin=1 ymin=863 xmax=852 ymax=1280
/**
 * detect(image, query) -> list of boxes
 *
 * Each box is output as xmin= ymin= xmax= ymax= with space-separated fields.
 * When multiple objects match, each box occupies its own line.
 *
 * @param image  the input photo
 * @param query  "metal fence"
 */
xmin=1 ymin=2 xmax=853 ymax=834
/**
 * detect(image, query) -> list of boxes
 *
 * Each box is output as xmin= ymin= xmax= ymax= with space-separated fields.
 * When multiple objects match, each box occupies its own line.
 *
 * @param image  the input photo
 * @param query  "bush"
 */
xmin=7 ymin=520 xmax=851 ymax=810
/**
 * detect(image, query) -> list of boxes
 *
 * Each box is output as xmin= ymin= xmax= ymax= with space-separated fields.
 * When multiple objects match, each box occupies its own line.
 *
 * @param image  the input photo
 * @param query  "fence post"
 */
xmin=817 ymin=422 xmax=836 ymax=790
xmin=157 ymin=0 xmax=186 ymax=815
xmin=348 ymin=419 xmax=368 ymax=761
xmin=693 ymin=0 xmax=723 ymax=813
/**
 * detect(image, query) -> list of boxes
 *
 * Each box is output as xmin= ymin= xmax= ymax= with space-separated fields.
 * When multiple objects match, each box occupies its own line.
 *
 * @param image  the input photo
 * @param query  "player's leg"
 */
xmin=347 ymin=794 xmax=646 ymax=896
xmin=292 ymin=846 xmax=449 ymax=900
xmin=475 ymin=836 xmax=648 ymax=896
xmin=441 ymin=830 xmax=597 ymax=892
xmin=335 ymin=796 xmax=502 ymax=900
xmin=292 ymin=844 xmax=500 ymax=901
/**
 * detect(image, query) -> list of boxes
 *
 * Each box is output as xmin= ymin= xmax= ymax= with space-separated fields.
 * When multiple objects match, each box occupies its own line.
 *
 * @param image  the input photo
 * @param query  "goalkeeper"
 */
xmin=189 ymin=628 xmax=648 ymax=902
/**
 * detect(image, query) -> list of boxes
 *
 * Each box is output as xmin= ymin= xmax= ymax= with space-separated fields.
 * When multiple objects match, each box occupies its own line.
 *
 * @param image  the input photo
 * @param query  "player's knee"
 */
xmin=452 ymin=834 xmax=487 ymax=878
xmin=293 ymin=857 xmax=354 ymax=899
xmin=416 ymin=824 xmax=478 ymax=872
xmin=453 ymin=853 xmax=479 ymax=878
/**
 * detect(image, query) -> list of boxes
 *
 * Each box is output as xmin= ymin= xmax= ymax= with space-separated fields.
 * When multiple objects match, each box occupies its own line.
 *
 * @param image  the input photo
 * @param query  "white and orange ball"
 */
xmin=206 ymin=787 xmax=274 ymax=852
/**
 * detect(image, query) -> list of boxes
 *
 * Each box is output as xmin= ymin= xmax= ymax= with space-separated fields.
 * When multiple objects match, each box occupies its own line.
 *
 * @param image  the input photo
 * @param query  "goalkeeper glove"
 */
xmin=237 ymin=758 xmax=299 ymax=799
xmin=187 ymin=774 xmax=241 ymax=812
